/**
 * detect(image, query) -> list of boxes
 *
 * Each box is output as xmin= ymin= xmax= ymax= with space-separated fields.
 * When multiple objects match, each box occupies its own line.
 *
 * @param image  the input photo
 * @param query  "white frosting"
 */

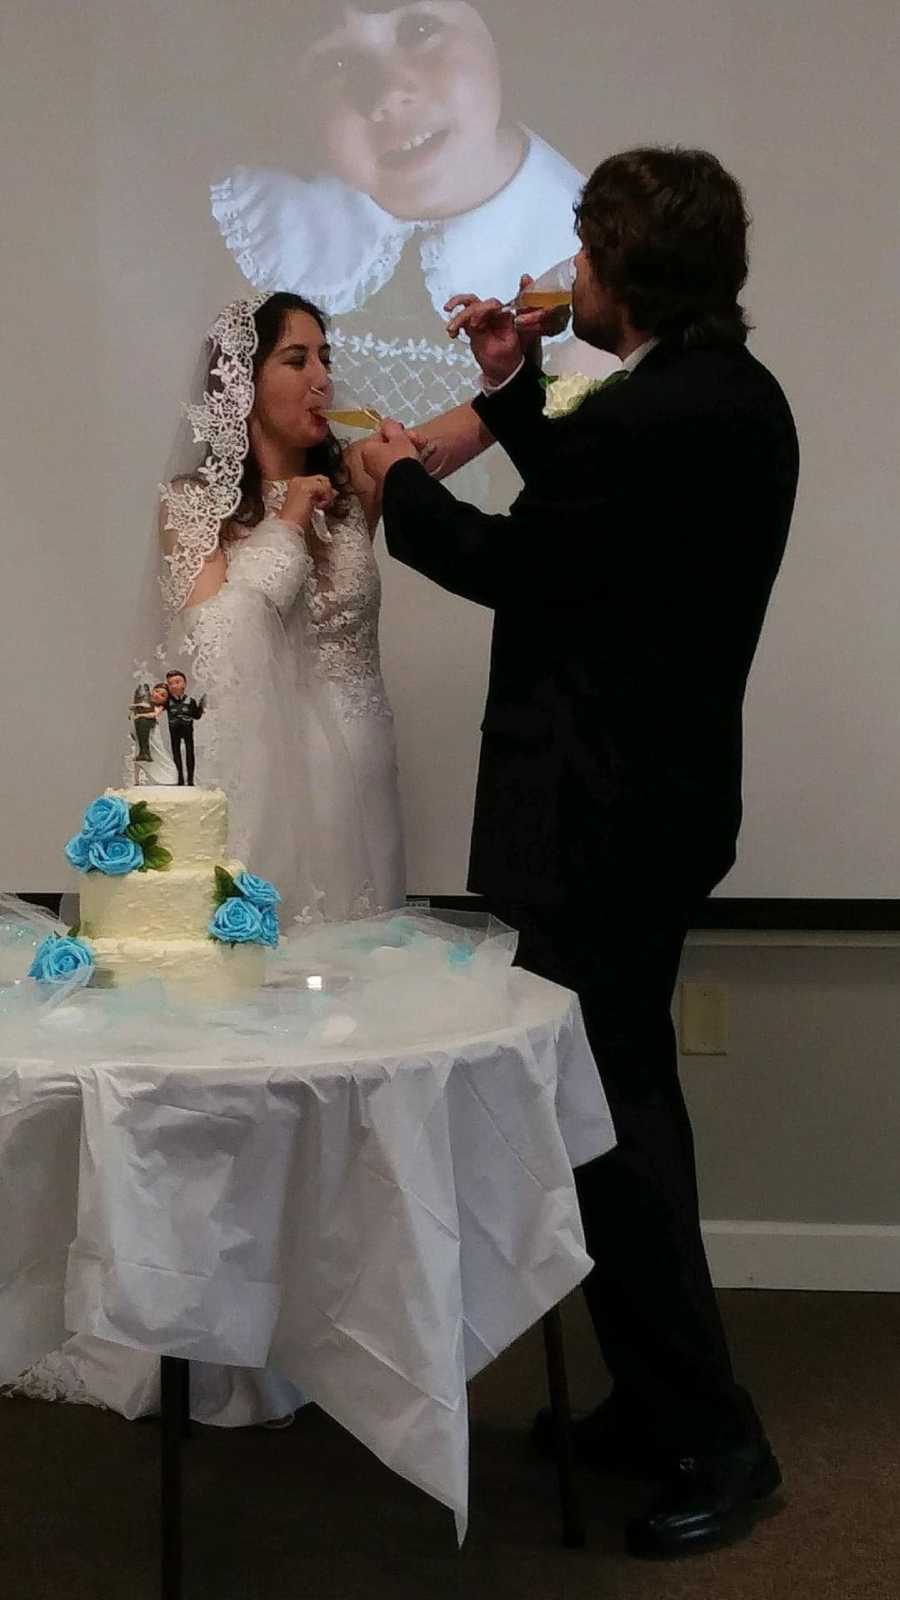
xmin=81 ymin=866 xmax=220 ymax=941
xmin=91 ymin=937 xmax=265 ymax=997
xmin=106 ymin=786 xmax=227 ymax=866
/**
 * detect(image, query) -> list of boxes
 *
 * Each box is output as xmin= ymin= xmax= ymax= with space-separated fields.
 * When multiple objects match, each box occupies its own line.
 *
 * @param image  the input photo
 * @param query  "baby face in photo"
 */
xmin=300 ymin=3 xmax=524 ymax=220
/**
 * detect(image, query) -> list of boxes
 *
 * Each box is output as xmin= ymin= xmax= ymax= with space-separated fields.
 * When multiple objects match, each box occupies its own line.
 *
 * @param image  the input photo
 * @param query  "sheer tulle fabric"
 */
xmin=163 ymin=518 xmax=328 ymax=923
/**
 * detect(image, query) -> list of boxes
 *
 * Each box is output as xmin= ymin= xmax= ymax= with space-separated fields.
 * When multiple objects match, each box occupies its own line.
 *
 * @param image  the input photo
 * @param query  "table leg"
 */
xmin=542 ymin=1308 xmax=586 ymax=1549
xmin=160 ymin=1356 xmax=189 ymax=1600
xmin=180 ymin=1359 xmax=192 ymax=1439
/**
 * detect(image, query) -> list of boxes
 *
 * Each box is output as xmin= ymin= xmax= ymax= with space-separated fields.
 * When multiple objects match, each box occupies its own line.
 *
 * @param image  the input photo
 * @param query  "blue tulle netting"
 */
xmin=0 ymin=899 xmax=521 ymax=1058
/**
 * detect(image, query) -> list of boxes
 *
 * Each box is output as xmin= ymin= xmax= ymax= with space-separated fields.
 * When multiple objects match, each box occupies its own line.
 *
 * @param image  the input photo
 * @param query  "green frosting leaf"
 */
xmin=129 ymin=800 xmax=165 ymax=867
xmin=127 ymin=818 xmax=160 ymax=844
xmin=213 ymin=865 xmax=238 ymax=908
xmin=142 ymin=843 xmax=173 ymax=872
xmin=128 ymin=801 xmax=162 ymax=841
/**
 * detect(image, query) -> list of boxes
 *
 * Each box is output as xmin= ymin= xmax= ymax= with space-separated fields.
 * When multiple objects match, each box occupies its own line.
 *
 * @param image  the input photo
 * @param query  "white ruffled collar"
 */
xmin=211 ymin=132 xmax=585 ymax=321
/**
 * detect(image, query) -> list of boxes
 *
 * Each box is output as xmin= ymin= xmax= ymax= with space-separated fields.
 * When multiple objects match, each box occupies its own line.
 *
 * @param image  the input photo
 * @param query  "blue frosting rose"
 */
xmin=258 ymin=908 xmax=280 ymax=949
xmin=233 ymin=871 xmax=282 ymax=909
xmin=209 ymin=897 xmax=264 ymax=944
xmin=82 ymin=794 xmax=131 ymax=841
xmin=88 ymin=836 xmax=145 ymax=876
xmin=64 ymin=832 xmax=93 ymax=872
xmin=28 ymin=933 xmax=94 ymax=984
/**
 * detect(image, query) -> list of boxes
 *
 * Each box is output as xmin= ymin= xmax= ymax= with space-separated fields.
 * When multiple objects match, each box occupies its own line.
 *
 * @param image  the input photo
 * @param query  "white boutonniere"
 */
xmin=541 ymin=369 xmax=629 ymax=419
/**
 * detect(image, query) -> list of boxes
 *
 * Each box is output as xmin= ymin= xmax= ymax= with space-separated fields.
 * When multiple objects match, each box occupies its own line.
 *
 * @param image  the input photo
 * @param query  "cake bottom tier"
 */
xmin=91 ymin=937 xmax=265 ymax=999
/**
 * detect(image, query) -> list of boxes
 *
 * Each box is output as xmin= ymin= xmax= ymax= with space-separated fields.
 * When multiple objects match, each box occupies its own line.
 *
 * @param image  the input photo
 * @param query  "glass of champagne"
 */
xmin=321 ymin=378 xmax=383 ymax=432
xmin=516 ymin=255 xmax=576 ymax=313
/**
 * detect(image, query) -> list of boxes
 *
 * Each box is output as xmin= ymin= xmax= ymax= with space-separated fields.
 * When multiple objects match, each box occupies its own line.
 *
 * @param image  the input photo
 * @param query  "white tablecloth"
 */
xmin=0 ymin=969 xmax=614 ymax=1536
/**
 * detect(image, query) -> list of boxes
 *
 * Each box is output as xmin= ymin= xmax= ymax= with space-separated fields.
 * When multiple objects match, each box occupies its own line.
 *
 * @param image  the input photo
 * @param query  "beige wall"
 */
xmin=680 ymin=941 xmax=900 ymax=1227
xmin=0 ymin=2 xmax=105 ymax=888
xmin=673 ymin=937 xmax=900 ymax=1289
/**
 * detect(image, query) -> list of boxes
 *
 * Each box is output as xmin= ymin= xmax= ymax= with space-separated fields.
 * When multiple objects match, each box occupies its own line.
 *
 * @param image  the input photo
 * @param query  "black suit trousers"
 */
xmin=495 ymin=890 xmax=761 ymax=1455
xmin=170 ymin=726 xmax=195 ymax=786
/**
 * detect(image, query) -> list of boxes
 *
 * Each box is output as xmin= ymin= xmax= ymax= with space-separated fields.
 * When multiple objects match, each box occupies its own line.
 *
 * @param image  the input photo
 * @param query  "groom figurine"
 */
xmin=164 ymin=670 xmax=205 ymax=785
xmin=363 ymin=148 xmax=799 ymax=1557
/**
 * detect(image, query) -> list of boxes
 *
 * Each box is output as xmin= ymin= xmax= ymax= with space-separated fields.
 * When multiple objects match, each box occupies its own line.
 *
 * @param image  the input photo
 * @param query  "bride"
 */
xmin=155 ymin=288 xmax=495 ymax=923
xmin=9 ymin=289 xmax=493 ymax=1426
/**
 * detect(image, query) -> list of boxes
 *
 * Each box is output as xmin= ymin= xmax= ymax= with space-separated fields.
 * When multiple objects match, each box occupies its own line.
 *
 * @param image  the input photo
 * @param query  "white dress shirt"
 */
xmin=483 ymin=334 xmax=659 ymax=395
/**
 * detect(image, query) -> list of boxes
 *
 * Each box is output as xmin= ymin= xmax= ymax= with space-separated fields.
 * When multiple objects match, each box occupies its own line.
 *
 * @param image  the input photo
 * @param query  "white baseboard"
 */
xmin=701 ymin=1221 xmax=900 ymax=1292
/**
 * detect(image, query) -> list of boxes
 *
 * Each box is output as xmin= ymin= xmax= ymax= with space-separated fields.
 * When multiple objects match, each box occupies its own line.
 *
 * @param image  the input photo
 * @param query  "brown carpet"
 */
xmin=1 ymin=1290 xmax=898 ymax=1599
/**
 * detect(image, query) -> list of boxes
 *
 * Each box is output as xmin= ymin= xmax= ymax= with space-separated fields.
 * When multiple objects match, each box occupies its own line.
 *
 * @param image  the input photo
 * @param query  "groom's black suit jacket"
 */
xmin=382 ymin=342 xmax=799 ymax=907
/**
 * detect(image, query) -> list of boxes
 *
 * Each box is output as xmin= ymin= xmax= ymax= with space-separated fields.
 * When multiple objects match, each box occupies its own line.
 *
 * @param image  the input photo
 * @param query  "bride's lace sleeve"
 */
xmin=225 ymin=514 xmax=313 ymax=613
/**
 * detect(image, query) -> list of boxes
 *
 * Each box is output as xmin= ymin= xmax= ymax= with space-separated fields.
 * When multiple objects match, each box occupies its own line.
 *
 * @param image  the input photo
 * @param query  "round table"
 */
xmin=1 ymin=966 xmax=614 ymax=1554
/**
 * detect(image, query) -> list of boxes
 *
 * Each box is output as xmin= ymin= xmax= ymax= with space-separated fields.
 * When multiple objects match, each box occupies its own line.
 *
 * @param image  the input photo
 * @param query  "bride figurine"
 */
xmin=131 ymin=682 xmax=179 ymax=785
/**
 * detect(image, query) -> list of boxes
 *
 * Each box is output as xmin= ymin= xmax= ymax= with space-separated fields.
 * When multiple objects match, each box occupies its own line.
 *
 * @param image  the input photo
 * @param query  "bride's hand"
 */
xmin=279 ymin=474 xmax=336 ymax=532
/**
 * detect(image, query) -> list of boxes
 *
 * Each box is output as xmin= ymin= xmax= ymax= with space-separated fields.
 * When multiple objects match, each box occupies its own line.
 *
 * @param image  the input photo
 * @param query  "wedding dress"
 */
xmin=135 ymin=713 xmax=178 ymax=786
xmin=164 ymin=485 xmax=404 ymax=924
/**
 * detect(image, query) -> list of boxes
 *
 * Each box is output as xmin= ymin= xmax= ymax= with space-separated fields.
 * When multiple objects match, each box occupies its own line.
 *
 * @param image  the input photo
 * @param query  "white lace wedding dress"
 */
xmin=135 ymin=712 xmax=178 ymax=785
xmin=169 ymin=481 xmax=404 ymax=923
xmin=7 ymin=487 xmax=405 ymax=1426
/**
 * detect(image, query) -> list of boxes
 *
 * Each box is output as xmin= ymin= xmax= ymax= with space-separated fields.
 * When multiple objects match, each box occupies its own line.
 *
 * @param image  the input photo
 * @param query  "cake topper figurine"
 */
xmin=129 ymin=682 xmax=180 ymax=785
xmin=164 ymin=671 xmax=205 ymax=786
xmin=129 ymin=683 xmax=156 ymax=767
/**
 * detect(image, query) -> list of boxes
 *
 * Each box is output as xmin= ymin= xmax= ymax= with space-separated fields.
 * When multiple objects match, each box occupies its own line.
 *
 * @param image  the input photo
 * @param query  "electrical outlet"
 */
xmin=679 ymin=983 xmax=728 ymax=1055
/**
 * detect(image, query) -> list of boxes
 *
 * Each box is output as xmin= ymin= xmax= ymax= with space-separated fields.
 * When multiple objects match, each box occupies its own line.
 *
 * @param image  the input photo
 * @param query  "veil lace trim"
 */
xmin=159 ymin=292 xmax=270 ymax=615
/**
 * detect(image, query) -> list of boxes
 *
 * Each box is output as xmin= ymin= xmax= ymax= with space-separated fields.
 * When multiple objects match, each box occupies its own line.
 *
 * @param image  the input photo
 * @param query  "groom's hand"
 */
xmin=445 ymin=277 xmax=558 ymax=385
xmin=445 ymin=291 xmax=526 ymax=386
xmin=361 ymin=419 xmax=420 ymax=486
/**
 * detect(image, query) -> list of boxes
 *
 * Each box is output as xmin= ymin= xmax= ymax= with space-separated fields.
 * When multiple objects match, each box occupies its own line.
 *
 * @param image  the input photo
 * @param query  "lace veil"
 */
xmin=124 ymin=292 xmax=269 ymax=708
xmin=159 ymin=291 xmax=270 ymax=615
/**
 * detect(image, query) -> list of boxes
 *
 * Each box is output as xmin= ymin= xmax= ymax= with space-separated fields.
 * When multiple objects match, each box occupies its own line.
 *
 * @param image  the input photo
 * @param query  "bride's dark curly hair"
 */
xmin=224 ymin=291 xmax=351 ymax=537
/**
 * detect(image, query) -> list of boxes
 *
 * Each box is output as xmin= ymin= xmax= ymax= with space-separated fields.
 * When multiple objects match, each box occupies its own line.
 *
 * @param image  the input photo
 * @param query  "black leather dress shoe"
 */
xmin=626 ymin=1442 xmax=783 ymax=1557
xmin=532 ymin=1396 xmax=672 ymax=1479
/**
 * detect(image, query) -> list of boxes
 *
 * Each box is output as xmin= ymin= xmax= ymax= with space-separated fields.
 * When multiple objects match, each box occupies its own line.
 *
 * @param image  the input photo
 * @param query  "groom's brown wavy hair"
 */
xmin=575 ymin=147 xmax=752 ymax=348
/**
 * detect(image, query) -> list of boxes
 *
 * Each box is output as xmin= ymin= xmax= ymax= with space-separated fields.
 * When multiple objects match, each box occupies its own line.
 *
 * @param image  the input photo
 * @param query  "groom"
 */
xmin=363 ymin=147 xmax=799 ymax=1557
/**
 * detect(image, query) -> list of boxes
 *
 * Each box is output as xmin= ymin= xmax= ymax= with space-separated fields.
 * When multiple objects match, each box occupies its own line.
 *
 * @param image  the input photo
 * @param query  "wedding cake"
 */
xmin=65 ymin=787 xmax=279 ymax=998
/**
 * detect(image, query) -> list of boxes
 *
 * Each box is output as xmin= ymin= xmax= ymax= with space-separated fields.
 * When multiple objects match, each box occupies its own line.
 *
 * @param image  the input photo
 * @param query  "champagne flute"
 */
xmin=515 ymin=255 xmax=576 ymax=312
xmin=320 ymin=379 xmax=384 ymax=431
xmin=318 ymin=380 xmax=438 ymax=469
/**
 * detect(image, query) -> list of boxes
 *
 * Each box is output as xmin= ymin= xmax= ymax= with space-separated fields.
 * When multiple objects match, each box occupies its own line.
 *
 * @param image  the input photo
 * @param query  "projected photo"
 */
xmin=210 ymin=1 xmax=616 ymax=425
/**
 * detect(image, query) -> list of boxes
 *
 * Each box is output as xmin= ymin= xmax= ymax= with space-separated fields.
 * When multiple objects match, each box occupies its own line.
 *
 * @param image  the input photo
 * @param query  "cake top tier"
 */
xmin=108 ymin=786 xmax=227 ymax=866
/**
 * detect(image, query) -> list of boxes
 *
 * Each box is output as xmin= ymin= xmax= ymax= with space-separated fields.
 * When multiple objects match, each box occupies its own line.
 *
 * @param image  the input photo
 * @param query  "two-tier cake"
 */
xmin=68 ymin=787 xmax=274 ymax=998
